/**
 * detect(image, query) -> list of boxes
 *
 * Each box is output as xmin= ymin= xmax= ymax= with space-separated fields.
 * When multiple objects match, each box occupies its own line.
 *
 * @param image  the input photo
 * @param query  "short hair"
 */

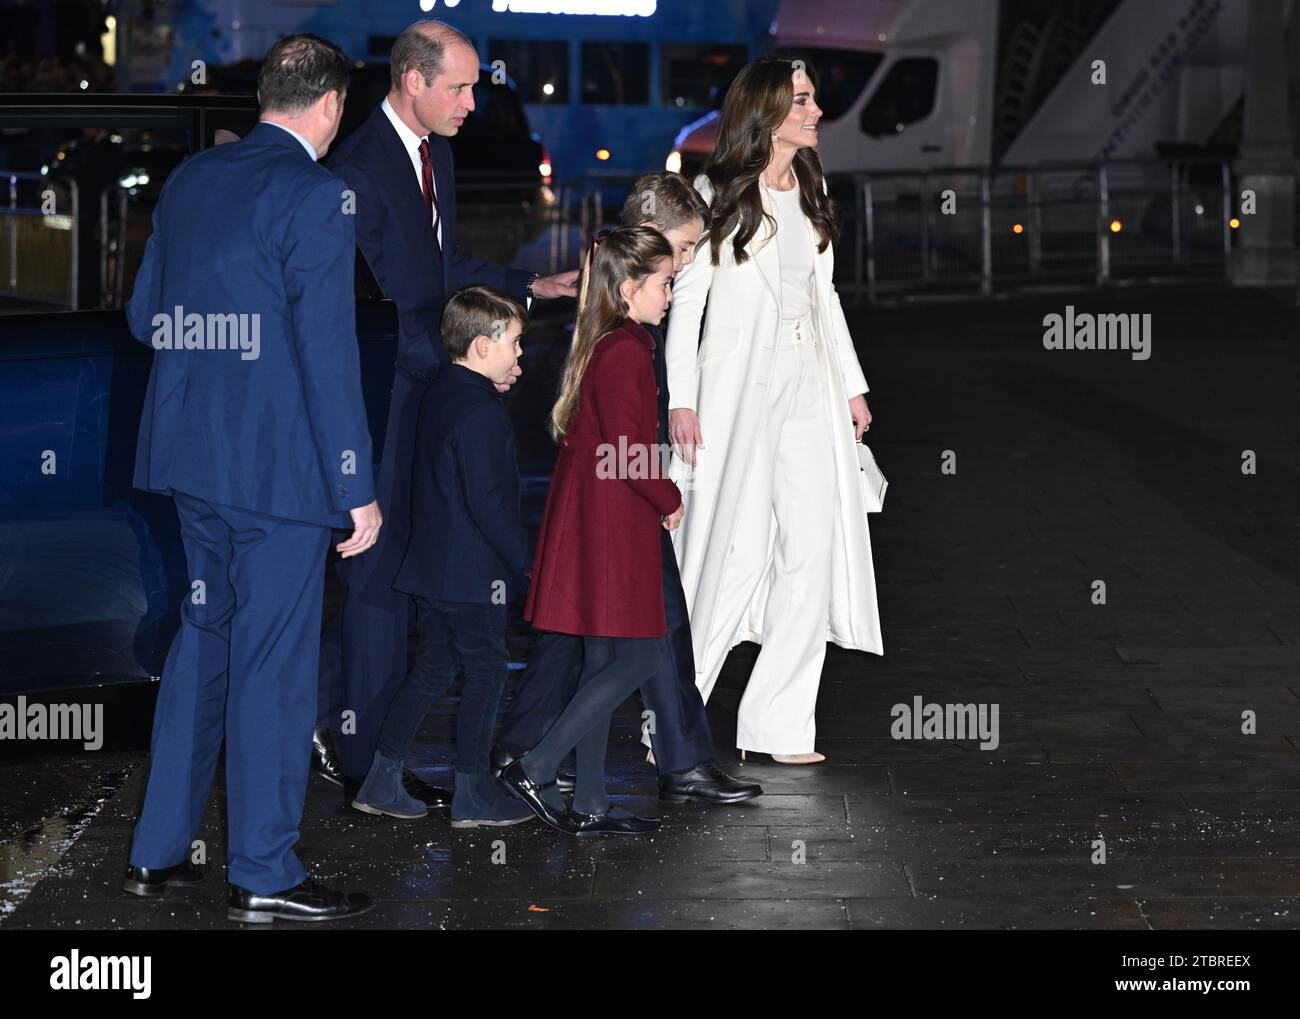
xmin=390 ymin=21 xmax=474 ymax=91
xmin=442 ymin=285 xmax=527 ymax=361
xmin=257 ymin=34 xmax=351 ymax=115
xmin=619 ymin=171 xmax=709 ymax=232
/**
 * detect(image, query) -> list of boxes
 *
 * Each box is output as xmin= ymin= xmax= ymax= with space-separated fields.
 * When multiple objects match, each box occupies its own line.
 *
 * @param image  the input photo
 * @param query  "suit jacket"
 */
xmin=327 ymin=104 xmax=532 ymax=377
xmin=126 ymin=121 xmax=375 ymax=528
xmin=525 ymin=318 xmax=682 ymax=638
xmin=393 ymin=364 xmax=531 ymax=602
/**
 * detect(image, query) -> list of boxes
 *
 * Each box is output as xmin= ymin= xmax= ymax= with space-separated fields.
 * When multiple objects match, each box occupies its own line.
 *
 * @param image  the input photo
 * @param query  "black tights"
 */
xmin=520 ymin=635 xmax=660 ymax=815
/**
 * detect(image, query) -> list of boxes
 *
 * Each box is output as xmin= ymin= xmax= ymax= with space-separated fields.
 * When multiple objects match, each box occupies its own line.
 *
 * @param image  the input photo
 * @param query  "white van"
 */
xmin=667 ymin=0 xmax=1253 ymax=177
xmin=667 ymin=0 xmax=999 ymax=178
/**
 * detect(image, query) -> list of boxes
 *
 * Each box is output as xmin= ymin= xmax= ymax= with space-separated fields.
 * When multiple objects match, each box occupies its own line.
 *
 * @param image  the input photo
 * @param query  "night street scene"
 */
xmin=0 ymin=0 xmax=1297 ymax=991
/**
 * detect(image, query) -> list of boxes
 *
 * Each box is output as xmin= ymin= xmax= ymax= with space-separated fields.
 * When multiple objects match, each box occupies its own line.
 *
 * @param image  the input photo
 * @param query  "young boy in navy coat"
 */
xmin=353 ymin=285 xmax=534 ymax=827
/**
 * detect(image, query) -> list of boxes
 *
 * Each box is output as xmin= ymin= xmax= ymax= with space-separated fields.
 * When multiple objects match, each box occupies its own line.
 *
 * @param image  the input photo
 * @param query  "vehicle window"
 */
xmin=859 ymin=57 xmax=939 ymax=137
xmin=772 ymin=46 xmax=884 ymax=122
xmin=473 ymin=73 xmax=527 ymax=136
xmin=488 ymin=40 xmax=569 ymax=104
xmin=660 ymin=44 xmax=748 ymax=109
xmin=580 ymin=42 xmax=649 ymax=105
xmin=0 ymin=117 xmax=204 ymax=314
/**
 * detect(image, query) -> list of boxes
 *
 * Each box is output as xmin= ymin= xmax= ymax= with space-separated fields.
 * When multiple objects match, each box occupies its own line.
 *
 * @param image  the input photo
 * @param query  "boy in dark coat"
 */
xmin=352 ymin=285 xmax=533 ymax=827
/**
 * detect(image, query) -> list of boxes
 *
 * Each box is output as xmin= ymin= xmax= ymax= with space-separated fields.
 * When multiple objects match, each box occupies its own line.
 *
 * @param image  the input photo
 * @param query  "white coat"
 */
xmin=664 ymin=173 xmax=884 ymax=699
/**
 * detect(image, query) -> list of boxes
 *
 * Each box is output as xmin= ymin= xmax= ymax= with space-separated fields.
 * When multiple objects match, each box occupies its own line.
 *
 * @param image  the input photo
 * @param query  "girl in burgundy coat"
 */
xmin=500 ymin=226 xmax=684 ymax=836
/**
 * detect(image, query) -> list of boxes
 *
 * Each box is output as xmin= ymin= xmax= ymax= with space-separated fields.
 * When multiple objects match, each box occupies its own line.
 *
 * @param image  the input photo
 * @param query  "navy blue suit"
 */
xmin=393 ymin=363 xmax=532 ymax=602
xmin=125 ymin=122 xmax=374 ymax=894
xmin=321 ymin=104 xmax=530 ymax=776
xmin=499 ymin=320 xmax=714 ymax=775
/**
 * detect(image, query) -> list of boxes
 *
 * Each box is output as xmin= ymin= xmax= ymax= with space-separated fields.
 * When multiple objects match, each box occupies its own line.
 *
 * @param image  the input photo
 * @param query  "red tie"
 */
xmin=418 ymin=138 xmax=441 ymax=243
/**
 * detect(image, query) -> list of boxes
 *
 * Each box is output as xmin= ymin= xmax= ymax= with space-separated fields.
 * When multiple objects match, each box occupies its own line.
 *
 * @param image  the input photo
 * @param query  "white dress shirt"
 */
xmin=382 ymin=95 xmax=442 ymax=249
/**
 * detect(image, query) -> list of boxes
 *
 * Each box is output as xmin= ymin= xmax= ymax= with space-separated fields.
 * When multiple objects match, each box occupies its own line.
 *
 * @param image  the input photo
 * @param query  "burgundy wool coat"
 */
xmin=525 ymin=318 xmax=683 ymax=638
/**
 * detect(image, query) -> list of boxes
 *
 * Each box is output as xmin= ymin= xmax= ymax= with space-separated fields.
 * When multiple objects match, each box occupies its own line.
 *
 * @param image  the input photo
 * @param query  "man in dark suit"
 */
xmin=316 ymin=20 xmax=577 ymax=791
xmin=121 ymin=35 xmax=378 ymax=924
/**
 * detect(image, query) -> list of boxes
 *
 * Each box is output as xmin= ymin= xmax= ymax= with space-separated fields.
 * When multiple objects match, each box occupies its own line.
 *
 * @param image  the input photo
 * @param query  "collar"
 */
xmin=447 ymin=362 xmax=503 ymax=397
xmin=382 ymin=95 xmax=426 ymax=158
xmin=617 ymin=317 xmax=656 ymax=352
xmin=260 ymin=120 xmax=317 ymax=161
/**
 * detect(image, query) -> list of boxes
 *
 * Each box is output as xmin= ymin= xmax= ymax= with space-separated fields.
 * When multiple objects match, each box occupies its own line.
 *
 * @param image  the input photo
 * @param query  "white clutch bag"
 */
xmin=856 ymin=439 xmax=888 ymax=513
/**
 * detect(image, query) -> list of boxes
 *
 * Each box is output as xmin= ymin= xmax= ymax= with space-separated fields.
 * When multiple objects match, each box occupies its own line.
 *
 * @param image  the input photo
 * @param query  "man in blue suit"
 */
xmin=121 ymin=35 xmax=378 ymax=924
xmin=316 ymin=20 xmax=577 ymax=791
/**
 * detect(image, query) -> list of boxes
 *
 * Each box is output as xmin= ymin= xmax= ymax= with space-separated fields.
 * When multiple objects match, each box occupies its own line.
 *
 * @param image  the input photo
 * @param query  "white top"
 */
xmin=382 ymin=96 xmax=442 ymax=248
xmin=763 ymin=179 xmax=814 ymax=321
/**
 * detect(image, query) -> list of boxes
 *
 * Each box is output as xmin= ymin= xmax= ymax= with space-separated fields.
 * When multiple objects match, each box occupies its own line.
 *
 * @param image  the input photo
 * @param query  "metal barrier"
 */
xmin=538 ymin=158 xmax=1237 ymax=301
xmin=3 ymin=159 xmax=1239 ymax=309
xmin=837 ymin=157 xmax=1233 ymax=301
xmin=0 ymin=171 xmax=79 ymax=310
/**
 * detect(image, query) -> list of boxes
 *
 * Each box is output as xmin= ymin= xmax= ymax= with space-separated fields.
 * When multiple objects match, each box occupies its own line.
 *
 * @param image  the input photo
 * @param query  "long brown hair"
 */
xmin=702 ymin=56 xmax=837 ymax=266
xmin=550 ymin=225 xmax=673 ymax=441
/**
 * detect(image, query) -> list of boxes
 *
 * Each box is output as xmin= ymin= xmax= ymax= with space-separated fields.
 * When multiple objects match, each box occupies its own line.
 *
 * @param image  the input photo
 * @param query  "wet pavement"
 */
xmin=3 ymin=282 xmax=1299 ymax=929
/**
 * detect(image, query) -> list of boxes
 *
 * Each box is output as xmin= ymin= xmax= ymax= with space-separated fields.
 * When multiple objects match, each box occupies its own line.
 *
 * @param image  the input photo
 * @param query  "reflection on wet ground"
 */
xmin=4 ymin=286 xmax=1300 ymax=929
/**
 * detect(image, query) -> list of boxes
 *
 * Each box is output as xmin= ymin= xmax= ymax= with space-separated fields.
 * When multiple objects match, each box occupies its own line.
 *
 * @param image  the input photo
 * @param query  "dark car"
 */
xmin=0 ymin=93 xmax=404 ymax=719
xmin=177 ymin=60 xmax=553 ymax=262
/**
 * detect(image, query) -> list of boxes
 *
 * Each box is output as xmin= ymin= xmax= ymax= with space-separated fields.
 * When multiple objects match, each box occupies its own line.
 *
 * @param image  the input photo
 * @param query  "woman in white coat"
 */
xmin=665 ymin=57 xmax=883 ymax=764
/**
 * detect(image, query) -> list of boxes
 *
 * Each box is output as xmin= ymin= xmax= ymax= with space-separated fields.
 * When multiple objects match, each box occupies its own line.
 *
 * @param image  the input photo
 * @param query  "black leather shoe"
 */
xmin=227 ymin=878 xmax=373 ymax=924
xmin=490 ymin=744 xmax=525 ymax=777
xmin=493 ymin=745 xmax=576 ymax=793
xmin=311 ymin=727 xmax=344 ymax=786
xmin=402 ymin=771 xmax=452 ymax=809
xmin=498 ymin=760 xmax=579 ymax=834
xmin=659 ymin=760 xmax=763 ymax=804
xmin=122 ymin=860 xmax=211 ymax=897
xmin=568 ymin=807 xmax=660 ymax=836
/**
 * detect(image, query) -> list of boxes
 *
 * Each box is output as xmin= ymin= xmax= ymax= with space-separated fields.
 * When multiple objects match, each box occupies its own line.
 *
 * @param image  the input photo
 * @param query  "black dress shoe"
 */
xmin=490 ymin=744 xmax=524 ymax=777
xmin=311 ymin=727 xmax=344 ymax=786
xmin=228 ymin=878 xmax=373 ymax=924
xmin=498 ymin=760 xmax=579 ymax=834
xmin=659 ymin=760 xmax=763 ymax=804
xmin=493 ymin=745 xmax=575 ymax=794
xmin=568 ymin=807 xmax=660 ymax=836
xmin=402 ymin=771 xmax=452 ymax=809
xmin=122 ymin=860 xmax=211 ymax=897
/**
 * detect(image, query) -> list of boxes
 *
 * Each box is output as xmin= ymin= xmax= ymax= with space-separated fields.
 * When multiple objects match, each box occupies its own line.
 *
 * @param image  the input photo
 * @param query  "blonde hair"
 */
xmin=550 ymin=225 xmax=673 ymax=441
xmin=619 ymin=171 xmax=709 ymax=232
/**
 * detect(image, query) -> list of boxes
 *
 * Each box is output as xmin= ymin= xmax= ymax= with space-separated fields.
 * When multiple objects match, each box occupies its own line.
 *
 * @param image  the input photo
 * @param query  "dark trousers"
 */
xmin=521 ymin=636 xmax=660 ymax=815
xmin=500 ymin=529 xmax=714 ymax=774
xmin=129 ymin=492 xmax=329 ymax=894
xmin=317 ymin=369 xmax=426 ymax=777
xmin=376 ymin=597 xmax=508 ymax=775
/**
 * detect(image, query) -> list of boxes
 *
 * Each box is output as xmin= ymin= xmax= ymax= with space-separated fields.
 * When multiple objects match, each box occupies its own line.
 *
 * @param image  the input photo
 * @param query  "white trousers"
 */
xmin=699 ymin=316 xmax=836 ymax=754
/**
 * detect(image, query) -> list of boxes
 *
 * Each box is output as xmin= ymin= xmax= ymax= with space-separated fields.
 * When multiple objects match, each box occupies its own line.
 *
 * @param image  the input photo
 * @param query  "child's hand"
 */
xmin=662 ymin=504 xmax=684 ymax=531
